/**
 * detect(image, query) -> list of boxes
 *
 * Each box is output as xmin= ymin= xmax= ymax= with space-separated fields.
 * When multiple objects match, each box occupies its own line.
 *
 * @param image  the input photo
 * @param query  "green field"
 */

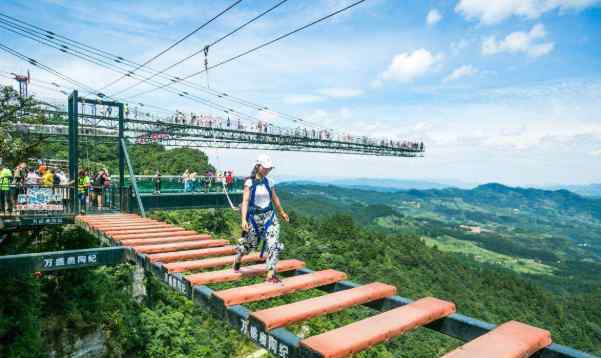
xmin=420 ymin=235 xmax=555 ymax=275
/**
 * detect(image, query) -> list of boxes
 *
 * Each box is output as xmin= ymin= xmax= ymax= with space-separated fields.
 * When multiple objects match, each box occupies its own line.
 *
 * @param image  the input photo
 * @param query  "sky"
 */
xmin=1 ymin=0 xmax=600 ymax=186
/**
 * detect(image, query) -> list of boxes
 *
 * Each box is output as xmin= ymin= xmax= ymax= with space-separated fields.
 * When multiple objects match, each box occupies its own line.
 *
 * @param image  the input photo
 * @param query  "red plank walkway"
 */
xmin=76 ymin=213 xmax=554 ymax=358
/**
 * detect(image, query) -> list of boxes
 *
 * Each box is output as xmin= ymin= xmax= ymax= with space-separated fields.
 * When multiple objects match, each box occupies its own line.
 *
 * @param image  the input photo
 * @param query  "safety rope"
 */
xmin=204 ymin=47 xmax=237 ymax=211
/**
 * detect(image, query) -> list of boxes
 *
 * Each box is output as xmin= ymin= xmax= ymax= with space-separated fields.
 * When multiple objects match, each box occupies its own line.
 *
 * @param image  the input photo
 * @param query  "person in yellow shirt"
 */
xmin=42 ymin=169 xmax=54 ymax=187
xmin=0 ymin=162 xmax=12 ymax=213
xmin=77 ymin=170 xmax=90 ymax=214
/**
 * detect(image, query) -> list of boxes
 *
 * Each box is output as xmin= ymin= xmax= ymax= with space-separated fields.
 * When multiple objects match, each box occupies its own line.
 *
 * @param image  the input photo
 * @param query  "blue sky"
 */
xmin=1 ymin=0 xmax=600 ymax=186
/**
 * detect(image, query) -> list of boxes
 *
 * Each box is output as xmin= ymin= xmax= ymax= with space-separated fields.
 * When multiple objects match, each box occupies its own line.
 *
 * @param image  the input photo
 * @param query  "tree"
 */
xmin=0 ymin=85 xmax=48 ymax=166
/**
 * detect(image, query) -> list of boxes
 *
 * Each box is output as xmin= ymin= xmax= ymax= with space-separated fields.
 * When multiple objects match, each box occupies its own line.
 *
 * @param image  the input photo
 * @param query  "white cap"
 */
xmin=256 ymin=154 xmax=274 ymax=169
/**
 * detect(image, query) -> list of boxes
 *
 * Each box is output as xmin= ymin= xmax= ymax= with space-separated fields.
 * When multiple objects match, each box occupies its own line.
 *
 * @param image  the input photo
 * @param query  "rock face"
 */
xmin=49 ymin=328 xmax=107 ymax=358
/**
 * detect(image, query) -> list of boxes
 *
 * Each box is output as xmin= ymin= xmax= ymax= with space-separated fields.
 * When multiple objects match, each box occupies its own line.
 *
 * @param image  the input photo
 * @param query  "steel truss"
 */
xmin=17 ymin=106 xmax=425 ymax=157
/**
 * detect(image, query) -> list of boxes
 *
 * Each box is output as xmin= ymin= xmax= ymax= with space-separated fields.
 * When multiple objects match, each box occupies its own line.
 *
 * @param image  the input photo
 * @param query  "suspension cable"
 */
xmin=98 ymin=0 xmax=243 ymax=91
xmin=112 ymin=0 xmax=289 ymax=97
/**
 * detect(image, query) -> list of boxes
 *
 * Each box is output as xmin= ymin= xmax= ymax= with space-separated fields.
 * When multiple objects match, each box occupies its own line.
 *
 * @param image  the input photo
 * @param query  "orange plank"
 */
xmin=214 ymin=269 xmax=347 ymax=307
xmin=112 ymin=231 xmax=204 ymax=241
xmin=78 ymin=214 xmax=137 ymax=220
xmin=101 ymin=226 xmax=175 ymax=234
xmin=300 ymin=297 xmax=456 ymax=358
xmin=91 ymin=221 xmax=166 ymax=228
xmin=86 ymin=215 xmax=152 ymax=220
xmin=165 ymin=253 xmax=265 ymax=273
xmin=186 ymin=259 xmax=305 ymax=285
xmin=82 ymin=217 xmax=144 ymax=224
xmin=94 ymin=224 xmax=172 ymax=232
xmin=148 ymin=246 xmax=237 ymax=263
xmin=440 ymin=321 xmax=552 ymax=358
xmin=252 ymin=282 xmax=396 ymax=330
xmin=119 ymin=235 xmax=210 ymax=246
xmin=104 ymin=227 xmax=185 ymax=235
xmin=131 ymin=239 xmax=228 ymax=254
xmin=86 ymin=218 xmax=146 ymax=223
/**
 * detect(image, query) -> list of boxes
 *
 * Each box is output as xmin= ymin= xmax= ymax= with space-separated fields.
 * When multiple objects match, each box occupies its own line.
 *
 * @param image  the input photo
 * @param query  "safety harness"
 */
xmin=247 ymin=177 xmax=275 ymax=257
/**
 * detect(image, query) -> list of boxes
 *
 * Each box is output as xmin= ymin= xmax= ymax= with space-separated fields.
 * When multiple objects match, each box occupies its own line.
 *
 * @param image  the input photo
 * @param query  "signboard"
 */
xmin=42 ymin=253 xmax=98 ymax=269
xmin=17 ymin=187 xmax=64 ymax=211
xmin=0 ymin=247 xmax=128 ymax=274
xmin=162 ymin=271 xmax=191 ymax=297
xmin=240 ymin=318 xmax=292 ymax=358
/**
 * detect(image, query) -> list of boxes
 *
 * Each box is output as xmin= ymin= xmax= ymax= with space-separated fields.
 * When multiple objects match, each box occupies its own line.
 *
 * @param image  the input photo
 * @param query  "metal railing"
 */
xmin=0 ymin=183 xmax=119 ymax=219
xmin=112 ymin=175 xmax=245 ymax=194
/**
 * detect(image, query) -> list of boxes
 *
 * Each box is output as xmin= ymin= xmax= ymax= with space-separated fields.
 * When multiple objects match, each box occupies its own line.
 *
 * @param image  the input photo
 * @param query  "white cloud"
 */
xmin=591 ymin=148 xmax=601 ymax=157
xmin=426 ymin=9 xmax=442 ymax=26
xmin=456 ymin=0 xmax=601 ymax=25
xmin=378 ymin=49 xmax=442 ymax=83
xmin=444 ymin=65 xmax=478 ymax=82
xmin=317 ymin=87 xmax=364 ymax=98
xmin=283 ymin=94 xmax=325 ymax=104
xmin=482 ymin=24 xmax=554 ymax=57
xmin=451 ymin=39 xmax=470 ymax=51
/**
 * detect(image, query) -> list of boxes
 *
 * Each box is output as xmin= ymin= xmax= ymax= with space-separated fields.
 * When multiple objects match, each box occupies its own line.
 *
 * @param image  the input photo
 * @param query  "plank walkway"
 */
xmin=76 ymin=213 xmax=555 ymax=358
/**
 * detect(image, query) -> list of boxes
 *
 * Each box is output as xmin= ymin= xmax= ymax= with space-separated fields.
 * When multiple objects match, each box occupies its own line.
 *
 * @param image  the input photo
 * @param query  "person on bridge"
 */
xmin=78 ymin=170 xmax=91 ymax=214
xmin=234 ymin=154 xmax=289 ymax=284
xmin=0 ymin=162 xmax=12 ymax=214
xmin=154 ymin=170 xmax=161 ymax=194
xmin=94 ymin=169 xmax=109 ymax=209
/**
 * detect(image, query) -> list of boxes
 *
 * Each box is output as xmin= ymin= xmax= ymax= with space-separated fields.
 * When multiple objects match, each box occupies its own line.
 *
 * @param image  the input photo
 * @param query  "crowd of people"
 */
xmin=0 ymin=159 xmax=114 ymax=215
xmin=0 ymin=160 xmax=69 ymax=214
xmin=164 ymin=112 xmax=425 ymax=152
xmin=77 ymin=168 xmax=112 ymax=214
xmin=180 ymin=169 xmax=235 ymax=193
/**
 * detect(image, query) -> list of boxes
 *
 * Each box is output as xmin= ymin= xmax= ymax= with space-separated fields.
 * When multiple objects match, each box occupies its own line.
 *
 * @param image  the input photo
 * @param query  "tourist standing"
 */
xmin=154 ymin=169 xmax=161 ymax=194
xmin=182 ymin=169 xmax=190 ymax=192
xmin=78 ymin=170 xmax=90 ymax=214
xmin=0 ymin=162 xmax=12 ymax=214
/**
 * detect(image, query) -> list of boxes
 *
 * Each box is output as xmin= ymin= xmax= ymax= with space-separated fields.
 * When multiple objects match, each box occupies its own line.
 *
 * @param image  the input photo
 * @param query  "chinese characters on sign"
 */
xmin=241 ymin=319 xmax=290 ymax=358
xmin=32 ymin=217 xmax=64 ymax=225
xmin=42 ymin=254 xmax=97 ymax=269
xmin=163 ymin=272 xmax=190 ymax=296
xmin=17 ymin=188 xmax=64 ymax=211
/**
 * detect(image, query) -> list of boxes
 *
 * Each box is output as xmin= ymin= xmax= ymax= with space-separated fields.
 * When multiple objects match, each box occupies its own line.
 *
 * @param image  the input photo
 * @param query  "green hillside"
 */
xmin=278 ymin=182 xmax=601 ymax=291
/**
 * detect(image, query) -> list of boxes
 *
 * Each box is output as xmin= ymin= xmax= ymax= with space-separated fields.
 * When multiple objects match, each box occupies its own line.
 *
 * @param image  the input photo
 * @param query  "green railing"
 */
xmin=112 ymin=175 xmax=245 ymax=194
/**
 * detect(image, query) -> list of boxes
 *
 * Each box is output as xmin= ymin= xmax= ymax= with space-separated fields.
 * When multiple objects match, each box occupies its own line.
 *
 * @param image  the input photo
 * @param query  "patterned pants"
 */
xmin=235 ymin=210 xmax=283 ymax=272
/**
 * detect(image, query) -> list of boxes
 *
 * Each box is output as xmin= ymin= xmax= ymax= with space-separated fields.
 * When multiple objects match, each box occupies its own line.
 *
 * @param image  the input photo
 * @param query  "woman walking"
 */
xmin=234 ymin=154 xmax=289 ymax=283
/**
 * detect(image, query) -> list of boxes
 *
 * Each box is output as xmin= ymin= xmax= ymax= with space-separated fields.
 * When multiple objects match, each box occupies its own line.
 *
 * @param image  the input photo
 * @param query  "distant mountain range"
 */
xmin=279 ymin=177 xmax=601 ymax=197
xmin=543 ymin=184 xmax=601 ymax=198
xmin=279 ymin=177 xmax=476 ymax=191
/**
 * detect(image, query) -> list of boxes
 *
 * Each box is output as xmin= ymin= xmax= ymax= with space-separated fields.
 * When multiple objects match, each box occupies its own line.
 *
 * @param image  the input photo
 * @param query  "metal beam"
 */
xmin=68 ymin=91 xmax=79 ymax=213
xmin=120 ymin=138 xmax=146 ymax=217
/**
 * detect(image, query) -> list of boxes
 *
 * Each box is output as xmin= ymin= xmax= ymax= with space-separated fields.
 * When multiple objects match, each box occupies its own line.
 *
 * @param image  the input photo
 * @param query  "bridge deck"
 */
xmin=74 ymin=213 xmax=560 ymax=358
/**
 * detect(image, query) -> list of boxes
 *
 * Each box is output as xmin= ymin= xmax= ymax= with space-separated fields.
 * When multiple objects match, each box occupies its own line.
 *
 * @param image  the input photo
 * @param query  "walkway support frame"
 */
xmin=68 ymin=91 xmax=126 ymax=212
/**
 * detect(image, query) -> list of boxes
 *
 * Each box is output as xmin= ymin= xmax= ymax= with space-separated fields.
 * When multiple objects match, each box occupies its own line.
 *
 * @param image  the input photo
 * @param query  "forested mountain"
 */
xmin=279 ymin=182 xmax=601 ymax=257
